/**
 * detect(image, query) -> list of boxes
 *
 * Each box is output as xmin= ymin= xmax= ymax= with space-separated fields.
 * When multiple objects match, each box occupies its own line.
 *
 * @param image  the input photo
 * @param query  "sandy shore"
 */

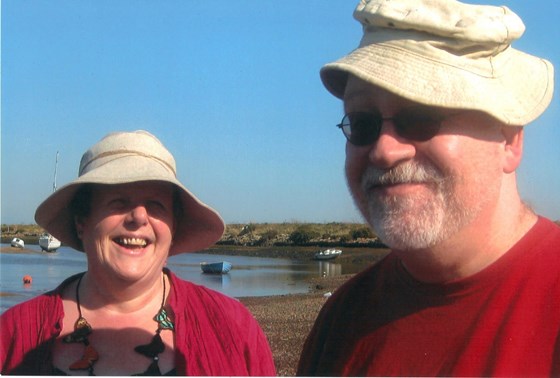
xmin=0 ymin=246 xmax=44 ymax=254
xmin=239 ymin=274 xmax=354 ymax=376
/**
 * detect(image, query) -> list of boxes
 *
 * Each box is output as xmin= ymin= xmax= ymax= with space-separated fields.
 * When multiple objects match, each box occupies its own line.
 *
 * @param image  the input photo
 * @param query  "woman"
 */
xmin=0 ymin=130 xmax=276 ymax=376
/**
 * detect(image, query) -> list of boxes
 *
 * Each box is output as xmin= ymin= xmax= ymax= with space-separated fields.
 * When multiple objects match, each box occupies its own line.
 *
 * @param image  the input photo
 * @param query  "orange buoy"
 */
xmin=23 ymin=275 xmax=32 ymax=284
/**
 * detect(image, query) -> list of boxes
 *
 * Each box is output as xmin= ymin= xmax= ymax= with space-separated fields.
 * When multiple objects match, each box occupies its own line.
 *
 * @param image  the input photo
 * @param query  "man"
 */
xmin=297 ymin=0 xmax=559 ymax=376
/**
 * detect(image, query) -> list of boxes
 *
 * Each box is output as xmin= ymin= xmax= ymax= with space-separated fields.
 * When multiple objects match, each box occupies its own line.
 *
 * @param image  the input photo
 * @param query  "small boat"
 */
xmin=10 ymin=238 xmax=25 ymax=248
xmin=39 ymin=233 xmax=61 ymax=252
xmin=200 ymin=261 xmax=232 ymax=274
xmin=313 ymin=248 xmax=342 ymax=261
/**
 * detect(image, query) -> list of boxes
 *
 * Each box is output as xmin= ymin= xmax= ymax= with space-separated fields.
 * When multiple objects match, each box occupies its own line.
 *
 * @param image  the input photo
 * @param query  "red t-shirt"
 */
xmin=1 ymin=269 xmax=276 ymax=376
xmin=298 ymin=217 xmax=560 ymax=376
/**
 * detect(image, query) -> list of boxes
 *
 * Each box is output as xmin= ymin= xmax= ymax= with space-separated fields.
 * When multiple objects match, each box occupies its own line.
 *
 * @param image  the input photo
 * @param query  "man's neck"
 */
xmin=393 ymin=200 xmax=537 ymax=284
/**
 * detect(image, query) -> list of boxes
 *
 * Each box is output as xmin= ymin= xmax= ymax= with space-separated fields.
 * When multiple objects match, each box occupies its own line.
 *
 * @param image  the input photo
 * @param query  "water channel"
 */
xmin=0 ymin=244 xmax=366 ymax=314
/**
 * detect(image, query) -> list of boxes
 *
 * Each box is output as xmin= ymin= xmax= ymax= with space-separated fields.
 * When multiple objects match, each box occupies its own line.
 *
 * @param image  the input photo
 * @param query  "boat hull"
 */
xmin=39 ymin=234 xmax=61 ymax=252
xmin=200 ymin=261 xmax=232 ymax=274
xmin=10 ymin=238 xmax=25 ymax=248
xmin=313 ymin=249 xmax=342 ymax=261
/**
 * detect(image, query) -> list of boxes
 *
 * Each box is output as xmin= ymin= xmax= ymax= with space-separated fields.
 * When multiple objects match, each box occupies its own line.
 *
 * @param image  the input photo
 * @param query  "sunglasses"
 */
xmin=337 ymin=107 xmax=449 ymax=146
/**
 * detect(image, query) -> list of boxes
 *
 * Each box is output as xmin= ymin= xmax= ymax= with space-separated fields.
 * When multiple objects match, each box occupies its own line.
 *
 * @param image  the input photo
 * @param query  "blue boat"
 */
xmin=200 ymin=261 xmax=232 ymax=274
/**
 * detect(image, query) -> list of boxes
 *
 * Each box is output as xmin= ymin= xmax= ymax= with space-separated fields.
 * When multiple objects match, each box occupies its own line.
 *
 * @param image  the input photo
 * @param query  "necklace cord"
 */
xmin=75 ymin=274 xmax=84 ymax=318
xmin=161 ymin=274 xmax=166 ymax=309
xmin=66 ymin=271 xmax=173 ymax=375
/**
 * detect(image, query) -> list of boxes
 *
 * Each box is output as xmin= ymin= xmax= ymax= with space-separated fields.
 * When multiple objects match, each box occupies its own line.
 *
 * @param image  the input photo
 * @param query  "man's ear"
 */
xmin=501 ymin=126 xmax=524 ymax=174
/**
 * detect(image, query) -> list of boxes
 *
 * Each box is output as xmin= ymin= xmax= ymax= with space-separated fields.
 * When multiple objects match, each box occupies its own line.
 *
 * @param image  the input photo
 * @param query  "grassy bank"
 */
xmin=1 ymin=222 xmax=385 ymax=248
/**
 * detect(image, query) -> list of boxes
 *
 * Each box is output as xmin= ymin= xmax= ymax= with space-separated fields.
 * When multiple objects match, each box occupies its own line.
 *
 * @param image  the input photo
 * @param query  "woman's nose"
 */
xmin=367 ymin=122 xmax=416 ymax=169
xmin=126 ymin=204 xmax=149 ymax=226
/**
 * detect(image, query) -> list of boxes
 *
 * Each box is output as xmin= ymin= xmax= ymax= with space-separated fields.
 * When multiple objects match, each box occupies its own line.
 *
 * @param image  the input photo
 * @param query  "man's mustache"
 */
xmin=361 ymin=161 xmax=446 ymax=191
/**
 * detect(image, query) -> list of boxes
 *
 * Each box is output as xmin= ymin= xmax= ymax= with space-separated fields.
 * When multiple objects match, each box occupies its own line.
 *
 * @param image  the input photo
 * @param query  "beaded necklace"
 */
xmin=62 ymin=272 xmax=175 ymax=375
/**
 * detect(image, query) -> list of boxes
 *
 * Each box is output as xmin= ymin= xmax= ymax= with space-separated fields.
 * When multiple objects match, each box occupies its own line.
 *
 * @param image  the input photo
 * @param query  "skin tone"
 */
xmin=344 ymin=75 xmax=537 ymax=283
xmin=52 ymin=181 xmax=176 ymax=375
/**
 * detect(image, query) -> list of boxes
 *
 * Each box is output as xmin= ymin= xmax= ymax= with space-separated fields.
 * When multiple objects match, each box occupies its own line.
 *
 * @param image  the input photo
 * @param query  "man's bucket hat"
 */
xmin=321 ymin=0 xmax=554 ymax=126
xmin=35 ymin=130 xmax=225 ymax=255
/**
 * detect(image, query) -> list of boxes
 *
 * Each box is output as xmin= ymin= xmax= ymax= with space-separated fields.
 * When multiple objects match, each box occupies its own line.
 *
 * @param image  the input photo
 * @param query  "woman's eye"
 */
xmin=107 ymin=198 xmax=127 ymax=209
xmin=146 ymin=200 xmax=168 ymax=214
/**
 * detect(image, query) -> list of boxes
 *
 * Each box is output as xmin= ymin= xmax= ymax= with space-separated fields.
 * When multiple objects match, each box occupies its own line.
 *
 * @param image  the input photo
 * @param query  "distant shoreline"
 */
xmin=0 ymin=246 xmax=44 ymax=254
xmin=1 ymin=244 xmax=390 ymax=265
xmin=2 ymin=222 xmax=387 ymax=250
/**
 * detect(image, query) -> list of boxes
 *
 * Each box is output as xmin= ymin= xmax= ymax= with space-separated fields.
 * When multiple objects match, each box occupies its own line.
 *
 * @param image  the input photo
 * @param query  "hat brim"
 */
xmin=35 ymin=155 xmax=224 ymax=256
xmin=320 ymin=43 xmax=554 ymax=126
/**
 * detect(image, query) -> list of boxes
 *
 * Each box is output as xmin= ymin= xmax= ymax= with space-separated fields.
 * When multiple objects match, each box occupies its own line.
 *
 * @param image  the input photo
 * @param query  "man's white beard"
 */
xmin=358 ymin=161 xmax=477 ymax=251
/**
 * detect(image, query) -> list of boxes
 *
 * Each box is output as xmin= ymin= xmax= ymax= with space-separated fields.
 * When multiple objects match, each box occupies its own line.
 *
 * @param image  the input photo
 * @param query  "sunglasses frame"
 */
xmin=336 ymin=107 xmax=450 ymax=146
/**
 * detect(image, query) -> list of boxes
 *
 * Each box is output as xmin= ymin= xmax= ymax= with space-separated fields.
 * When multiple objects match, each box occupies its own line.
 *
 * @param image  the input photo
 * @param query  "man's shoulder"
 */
xmin=325 ymin=253 xmax=397 ymax=305
xmin=529 ymin=216 xmax=560 ymax=251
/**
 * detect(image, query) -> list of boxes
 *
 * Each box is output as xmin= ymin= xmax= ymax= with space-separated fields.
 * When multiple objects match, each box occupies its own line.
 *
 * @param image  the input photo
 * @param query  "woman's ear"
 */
xmin=501 ymin=126 xmax=524 ymax=174
xmin=74 ymin=216 xmax=85 ymax=239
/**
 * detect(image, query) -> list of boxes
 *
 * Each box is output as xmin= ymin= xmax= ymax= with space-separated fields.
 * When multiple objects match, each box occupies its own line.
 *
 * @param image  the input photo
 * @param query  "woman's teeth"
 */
xmin=116 ymin=237 xmax=147 ymax=247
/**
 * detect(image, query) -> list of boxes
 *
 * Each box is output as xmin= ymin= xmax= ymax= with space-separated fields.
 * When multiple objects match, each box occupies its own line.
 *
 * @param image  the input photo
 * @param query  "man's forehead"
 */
xmin=342 ymin=75 xmax=499 ymax=124
xmin=343 ymin=75 xmax=417 ymax=110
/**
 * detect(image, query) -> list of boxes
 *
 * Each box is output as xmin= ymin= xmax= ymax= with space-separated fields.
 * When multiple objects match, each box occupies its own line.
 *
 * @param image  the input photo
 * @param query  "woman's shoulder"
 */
xmin=1 ymin=287 xmax=62 ymax=347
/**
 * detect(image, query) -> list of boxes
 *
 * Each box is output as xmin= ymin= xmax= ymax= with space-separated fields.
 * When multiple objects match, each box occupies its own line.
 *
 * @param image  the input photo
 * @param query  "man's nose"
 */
xmin=367 ymin=122 xmax=416 ymax=169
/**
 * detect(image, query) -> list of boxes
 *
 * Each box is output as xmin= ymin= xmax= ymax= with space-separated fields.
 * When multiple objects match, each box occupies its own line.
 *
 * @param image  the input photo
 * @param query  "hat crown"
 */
xmin=355 ymin=0 xmax=525 ymax=47
xmin=78 ymin=130 xmax=177 ymax=177
xmin=320 ymin=0 xmax=554 ymax=126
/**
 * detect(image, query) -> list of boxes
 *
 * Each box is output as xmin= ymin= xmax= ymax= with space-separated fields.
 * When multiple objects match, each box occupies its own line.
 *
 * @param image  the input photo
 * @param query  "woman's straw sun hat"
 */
xmin=35 ymin=130 xmax=225 ymax=255
xmin=321 ymin=0 xmax=554 ymax=126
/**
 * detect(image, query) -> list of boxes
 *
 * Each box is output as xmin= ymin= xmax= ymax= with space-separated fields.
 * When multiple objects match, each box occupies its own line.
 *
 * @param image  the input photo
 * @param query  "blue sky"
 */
xmin=1 ymin=0 xmax=559 ymax=225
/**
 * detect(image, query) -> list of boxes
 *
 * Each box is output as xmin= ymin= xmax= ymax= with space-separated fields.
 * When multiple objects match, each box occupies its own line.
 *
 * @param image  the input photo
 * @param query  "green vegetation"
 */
xmin=1 ymin=224 xmax=43 ymax=244
xmin=1 ymin=224 xmax=41 ymax=236
xmin=1 ymin=222 xmax=383 ymax=247
xmin=220 ymin=222 xmax=383 ymax=247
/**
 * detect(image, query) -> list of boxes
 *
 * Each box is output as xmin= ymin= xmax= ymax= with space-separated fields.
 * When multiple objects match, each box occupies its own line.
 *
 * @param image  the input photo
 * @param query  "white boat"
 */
xmin=39 ymin=151 xmax=62 ymax=253
xmin=200 ymin=261 xmax=232 ymax=274
xmin=313 ymin=248 xmax=342 ymax=261
xmin=10 ymin=238 xmax=25 ymax=248
xmin=39 ymin=233 xmax=61 ymax=252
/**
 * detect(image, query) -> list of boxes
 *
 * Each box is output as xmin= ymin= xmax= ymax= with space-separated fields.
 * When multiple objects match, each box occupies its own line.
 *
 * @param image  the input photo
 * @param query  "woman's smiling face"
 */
xmin=75 ymin=181 xmax=176 ymax=282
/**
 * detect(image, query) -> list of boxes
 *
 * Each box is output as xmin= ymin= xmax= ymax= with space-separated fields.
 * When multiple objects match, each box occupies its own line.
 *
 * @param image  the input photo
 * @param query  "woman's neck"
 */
xmin=79 ymin=270 xmax=167 ymax=315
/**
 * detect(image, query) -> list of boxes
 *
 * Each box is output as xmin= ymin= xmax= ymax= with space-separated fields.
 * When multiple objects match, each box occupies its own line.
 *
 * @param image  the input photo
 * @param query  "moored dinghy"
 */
xmin=200 ymin=261 xmax=233 ymax=274
xmin=313 ymin=248 xmax=342 ymax=261
xmin=10 ymin=238 xmax=25 ymax=249
xmin=39 ymin=233 xmax=61 ymax=253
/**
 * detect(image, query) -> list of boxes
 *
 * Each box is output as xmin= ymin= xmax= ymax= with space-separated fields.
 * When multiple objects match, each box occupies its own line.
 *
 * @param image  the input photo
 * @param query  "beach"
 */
xmin=240 ymin=274 xmax=354 ymax=376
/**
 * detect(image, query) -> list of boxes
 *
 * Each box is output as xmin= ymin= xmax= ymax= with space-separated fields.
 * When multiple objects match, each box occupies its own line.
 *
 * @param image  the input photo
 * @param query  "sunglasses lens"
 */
xmin=338 ymin=108 xmax=444 ymax=145
xmin=340 ymin=112 xmax=381 ymax=146
xmin=394 ymin=108 xmax=443 ymax=142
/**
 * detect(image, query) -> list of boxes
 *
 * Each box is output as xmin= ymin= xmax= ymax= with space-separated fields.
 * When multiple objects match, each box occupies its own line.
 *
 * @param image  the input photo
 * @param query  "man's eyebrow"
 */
xmin=343 ymin=89 xmax=372 ymax=103
xmin=343 ymin=89 xmax=380 ymax=113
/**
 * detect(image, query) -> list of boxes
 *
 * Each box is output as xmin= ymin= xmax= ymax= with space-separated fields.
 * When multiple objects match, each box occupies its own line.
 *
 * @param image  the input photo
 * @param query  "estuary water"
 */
xmin=0 ymin=244 xmax=359 ymax=314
